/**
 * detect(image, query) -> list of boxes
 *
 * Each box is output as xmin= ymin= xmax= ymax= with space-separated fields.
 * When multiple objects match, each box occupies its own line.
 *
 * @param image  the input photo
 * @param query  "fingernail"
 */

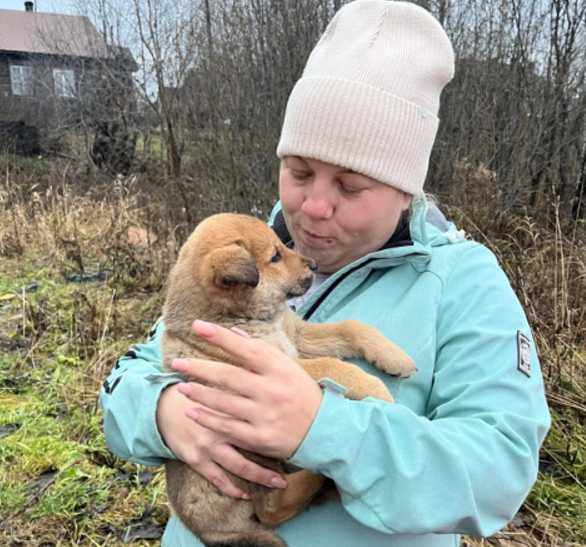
xmin=242 ymin=493 xmax=251 ymax=500
xmin=193 ymin=320 xmax=216 ymax=338
xmin=176 ymin=383 xmax=192 ymax=395
xmin=270 ymin=477 xmax=287 ymax=489
xmin=185 ymin=409 xmax=199 ymax=420
xmin=172 ymin=359 xmax=189 ymax=372
xmin=230 ymin=327 xmax=252 ymax=339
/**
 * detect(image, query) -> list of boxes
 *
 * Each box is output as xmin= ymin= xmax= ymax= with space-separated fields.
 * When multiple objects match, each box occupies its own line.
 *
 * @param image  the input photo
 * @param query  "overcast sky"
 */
xmin=0 ymin=0 xmax=73 ymax=13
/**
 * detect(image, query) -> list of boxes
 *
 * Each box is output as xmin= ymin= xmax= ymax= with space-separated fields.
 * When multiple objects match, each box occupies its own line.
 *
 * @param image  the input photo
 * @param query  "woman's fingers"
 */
xmin=186 ymin=407 xmax=257 ymax=446
xmin=191 ymin=320 xmax=278 ymax=373
xmin=191 ymin=459 xmax=249 ymax=500
xmin=177 ymin=382 xmax=254 ymax=419
xmin=215 ymin=446 xmax=288 ymax=489
xmin=172 ymin=359 xmax=259 ymax=397
xmin=173 ymin=320 xmax=323 ymax=459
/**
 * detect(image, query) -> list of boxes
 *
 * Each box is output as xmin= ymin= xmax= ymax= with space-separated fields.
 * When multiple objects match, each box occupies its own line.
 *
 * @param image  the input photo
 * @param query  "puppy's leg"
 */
xmin=291 ymin=318 xmax=416 ymax=378
xmin=297 ymin=357 xmax=393 ymax=402
xmin=254 ymin=470 xmax=325 ymax=526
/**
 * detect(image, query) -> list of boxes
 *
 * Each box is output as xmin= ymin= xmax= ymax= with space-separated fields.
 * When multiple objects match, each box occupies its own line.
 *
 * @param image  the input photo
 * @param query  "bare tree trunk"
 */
xmin=573 ymin=145 xmax=586 ymax=220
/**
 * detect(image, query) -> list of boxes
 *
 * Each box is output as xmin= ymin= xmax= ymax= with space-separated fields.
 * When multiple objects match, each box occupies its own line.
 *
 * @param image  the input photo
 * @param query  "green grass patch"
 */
xmin=0 ymin=154 xmax=52 ymax=170
xmin=0 ymin=255 xmax=167 ymax=546
xmin=528 ymin=475 xmax=586 ymax=543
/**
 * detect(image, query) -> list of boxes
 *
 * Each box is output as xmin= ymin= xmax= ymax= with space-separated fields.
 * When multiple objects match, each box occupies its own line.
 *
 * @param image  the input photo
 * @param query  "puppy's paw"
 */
xmin=346 ymin=376 xmax=394 ymax=403
xmin=364 ymin=343 xmax=417 ymax=379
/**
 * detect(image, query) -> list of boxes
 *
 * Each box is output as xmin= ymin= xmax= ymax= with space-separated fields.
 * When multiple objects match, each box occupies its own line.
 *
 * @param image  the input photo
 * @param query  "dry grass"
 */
xmin=0 ymin=168 xmax=171 ymax=261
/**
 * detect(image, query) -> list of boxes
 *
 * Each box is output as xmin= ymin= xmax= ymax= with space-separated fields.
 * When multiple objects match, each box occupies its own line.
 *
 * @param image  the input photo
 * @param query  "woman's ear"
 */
xmin=401 ymin=192 xmax=413 ymax=211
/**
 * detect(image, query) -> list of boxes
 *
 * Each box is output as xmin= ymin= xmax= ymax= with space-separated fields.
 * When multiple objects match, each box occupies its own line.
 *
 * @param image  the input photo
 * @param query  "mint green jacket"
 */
xmin=100 ymin=195 xmax=550 ymax=546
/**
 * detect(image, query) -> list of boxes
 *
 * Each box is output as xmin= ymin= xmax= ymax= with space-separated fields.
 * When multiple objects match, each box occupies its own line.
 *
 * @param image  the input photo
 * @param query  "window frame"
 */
xmin=53 ymin=68 xmax=76 ymax=98
xmin=10 ymin=65 xmax=33 ymax=96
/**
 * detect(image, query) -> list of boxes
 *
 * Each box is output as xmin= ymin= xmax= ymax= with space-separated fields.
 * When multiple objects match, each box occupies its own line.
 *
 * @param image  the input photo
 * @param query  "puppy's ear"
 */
xmin=204 ymin=243 xmax=259 ymax=289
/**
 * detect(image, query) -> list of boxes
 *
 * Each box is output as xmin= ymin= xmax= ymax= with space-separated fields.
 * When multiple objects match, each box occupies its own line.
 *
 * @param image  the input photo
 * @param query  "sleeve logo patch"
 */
xmin=517 ymin=331 xmax=531 ymax=377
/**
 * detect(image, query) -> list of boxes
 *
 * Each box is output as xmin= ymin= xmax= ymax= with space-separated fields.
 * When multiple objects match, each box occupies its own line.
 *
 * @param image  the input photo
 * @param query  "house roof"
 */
xmin=0 ymin=9 xmax=109 ymax=58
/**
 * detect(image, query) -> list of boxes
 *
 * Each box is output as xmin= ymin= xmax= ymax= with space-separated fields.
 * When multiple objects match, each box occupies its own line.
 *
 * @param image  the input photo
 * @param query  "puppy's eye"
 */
xmin=271 ymin=251 xmax=282 ymax=263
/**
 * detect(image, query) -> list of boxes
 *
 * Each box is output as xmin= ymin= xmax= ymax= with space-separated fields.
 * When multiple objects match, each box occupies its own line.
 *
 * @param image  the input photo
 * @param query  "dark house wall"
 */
xmin=0 ymin=55 xmax=13 ymax=98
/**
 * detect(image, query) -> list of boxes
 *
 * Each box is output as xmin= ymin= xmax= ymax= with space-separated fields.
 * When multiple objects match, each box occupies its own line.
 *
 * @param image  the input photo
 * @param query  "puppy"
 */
xmin=162 ymin=213 xmax=415 ymax=547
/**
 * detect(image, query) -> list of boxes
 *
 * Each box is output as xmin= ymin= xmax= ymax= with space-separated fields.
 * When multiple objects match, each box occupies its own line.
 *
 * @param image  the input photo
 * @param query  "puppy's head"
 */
xmin=169 ymin=213 xmax=317 ymax=318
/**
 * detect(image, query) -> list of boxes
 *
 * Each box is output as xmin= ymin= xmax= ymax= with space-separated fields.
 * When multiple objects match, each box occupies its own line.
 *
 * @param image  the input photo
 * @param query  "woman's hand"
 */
xmin=172 ymin=320 xmax=324 ymax=460
xmin=156 ymin=381 xmax=288 ymax=499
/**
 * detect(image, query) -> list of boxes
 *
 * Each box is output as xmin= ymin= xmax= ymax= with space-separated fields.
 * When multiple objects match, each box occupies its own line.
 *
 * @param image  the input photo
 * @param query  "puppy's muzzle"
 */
xmin=284 ymin=273 xmax=315 ymax=299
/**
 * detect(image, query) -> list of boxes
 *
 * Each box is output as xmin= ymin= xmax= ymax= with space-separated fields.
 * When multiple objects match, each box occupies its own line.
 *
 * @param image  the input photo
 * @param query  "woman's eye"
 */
xmin=290 ymin=170 xmax=311 ymax=181
xmin=271 ymin=251 xmax=282 ymax=263
xmin=339 ymin=184 xmax=363 ymax=196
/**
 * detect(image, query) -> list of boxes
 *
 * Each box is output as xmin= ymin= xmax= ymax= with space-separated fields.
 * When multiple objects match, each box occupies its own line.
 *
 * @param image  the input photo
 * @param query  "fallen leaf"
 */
xmin=25 ymin=469 xmax=58 ymax=498
xmin=0 ymin=424 xmax=19 ymax=438
xmin=115 ymin=510 xmax=164 ymax=543
xmin=127 ymin=226 xmax=158 ymax=247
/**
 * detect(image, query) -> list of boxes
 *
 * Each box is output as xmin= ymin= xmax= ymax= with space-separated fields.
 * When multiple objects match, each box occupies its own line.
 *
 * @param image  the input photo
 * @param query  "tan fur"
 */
xmin=162 ymin=213 xmax=415 ymax=547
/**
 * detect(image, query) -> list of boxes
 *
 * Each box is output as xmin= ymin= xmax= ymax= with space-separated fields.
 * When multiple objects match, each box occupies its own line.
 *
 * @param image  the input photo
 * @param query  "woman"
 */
xmin=100 ymin=2 xmax=550 ymax=546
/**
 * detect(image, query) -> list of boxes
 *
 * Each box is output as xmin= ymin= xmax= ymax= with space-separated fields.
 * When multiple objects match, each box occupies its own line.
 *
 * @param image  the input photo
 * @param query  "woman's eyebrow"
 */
xmin=294 ymin=156 xmax=357 ymax=174
xmin=294 ymin=156 xmax=309 ymax=164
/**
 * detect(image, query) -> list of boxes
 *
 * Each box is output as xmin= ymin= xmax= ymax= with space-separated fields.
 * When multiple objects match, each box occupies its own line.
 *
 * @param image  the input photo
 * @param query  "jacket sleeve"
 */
xmin=99 ymin=318 xmax=181 ymax=466
xmin=288 ymin=244 xmax=551 ymax=536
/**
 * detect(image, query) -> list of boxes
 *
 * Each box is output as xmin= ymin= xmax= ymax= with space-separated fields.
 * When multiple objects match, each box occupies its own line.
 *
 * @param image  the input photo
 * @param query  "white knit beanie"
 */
xmin=277 ymin=0 xmax=455 ymax=195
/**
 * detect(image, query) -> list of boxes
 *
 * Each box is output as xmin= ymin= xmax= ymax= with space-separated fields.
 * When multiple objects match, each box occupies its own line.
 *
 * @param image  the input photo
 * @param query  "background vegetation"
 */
xmin=1 ymin=0 xmax=585 ymax=545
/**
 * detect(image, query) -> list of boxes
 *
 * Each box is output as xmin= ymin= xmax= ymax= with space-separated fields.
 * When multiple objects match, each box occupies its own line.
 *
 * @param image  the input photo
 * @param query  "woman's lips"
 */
xmin=301 ymin=228 xmax=333 ymax=245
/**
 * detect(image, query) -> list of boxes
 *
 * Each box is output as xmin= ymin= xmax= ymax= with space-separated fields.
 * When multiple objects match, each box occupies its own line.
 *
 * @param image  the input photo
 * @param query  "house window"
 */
xmin=53 ymin=69 xmax=76 ymax=98
xmin=10 ymin=65 xmax=33 ymax=96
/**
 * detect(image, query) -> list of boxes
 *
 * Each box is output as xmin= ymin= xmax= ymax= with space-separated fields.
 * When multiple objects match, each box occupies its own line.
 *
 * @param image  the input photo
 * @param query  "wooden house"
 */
xmin=0 ymin=2 xmax=136 ymax=158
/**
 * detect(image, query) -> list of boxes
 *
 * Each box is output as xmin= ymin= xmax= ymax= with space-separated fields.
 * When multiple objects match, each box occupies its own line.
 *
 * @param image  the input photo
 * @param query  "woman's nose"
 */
xmin=301 ymin=186 xmax=334 ymax=219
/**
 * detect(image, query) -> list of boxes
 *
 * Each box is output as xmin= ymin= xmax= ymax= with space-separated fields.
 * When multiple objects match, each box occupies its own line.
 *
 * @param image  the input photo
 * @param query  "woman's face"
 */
xmin=279 ymin=156 xmax=413 ymax=274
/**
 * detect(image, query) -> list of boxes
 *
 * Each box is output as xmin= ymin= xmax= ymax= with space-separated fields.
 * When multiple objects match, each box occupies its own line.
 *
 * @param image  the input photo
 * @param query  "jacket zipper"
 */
xmin=302 ymin=257 xmax=380 ymax=321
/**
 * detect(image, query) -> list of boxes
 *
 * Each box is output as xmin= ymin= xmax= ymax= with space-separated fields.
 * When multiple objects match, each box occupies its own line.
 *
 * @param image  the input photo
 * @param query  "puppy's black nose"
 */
xmin=309 ymin=261 xmax=318 ymax=272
